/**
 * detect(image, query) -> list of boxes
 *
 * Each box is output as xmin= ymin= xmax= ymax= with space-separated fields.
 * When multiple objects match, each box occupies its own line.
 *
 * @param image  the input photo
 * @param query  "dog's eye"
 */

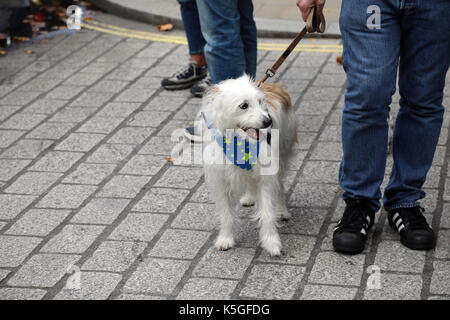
xmin=239 ymin=103 xmax=249 ymax=110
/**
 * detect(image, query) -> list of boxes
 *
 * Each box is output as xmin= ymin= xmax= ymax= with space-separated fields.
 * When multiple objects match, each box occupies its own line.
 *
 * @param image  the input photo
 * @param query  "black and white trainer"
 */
xmin=190 ymin=75 xmax=211 ymax=98
xmin=333 ymin=198 xmax=375 ymax=254
xmin=387 ymin=206 xmax=435 ymax=250
xmin=161 ymin=62 xmax=207 ymax=90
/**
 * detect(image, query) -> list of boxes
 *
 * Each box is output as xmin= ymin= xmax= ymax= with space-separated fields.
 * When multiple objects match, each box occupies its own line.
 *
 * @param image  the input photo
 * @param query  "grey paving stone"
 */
xmin=70 ymin=92 xmax=114 ymax=108
xmin=430 ymin=261 xmax=450 ymax=295
xmin=86 ymin=144 xmax=134 ymax=164
xmin=8 ymin=253 xmax=81 ymax=287
xmin=95 ymin=102 xmax=141 ymax=118
xmin=108 ymin=127 xmax=154 ymax=145
xmin=257 ymin=234 xmax=316 ymax=265
xmin=171 ymin=203 xmax=217 ymax=231
xmin=309 ymin=252 xmax=366 ymax=286
xmin=432 ymin=146 xmax=445 ymax=166
xmin=0 ymin=129 xmax=25 ymax=148
xmin=154 ymin=166 xmax=203 ymax=189
xmin=127 ymin=111 xmax=170 ymax=127
xmin=440 ymin=203 xmax=450 ymax=228
xmin=123 ymin=257 xmax=190 ymax=294
xmin=157 ymin=119 xmax=192 ymax=137
xmin=81 ymin=61 xmax=117 ymax=74
xmin=0 ymin=105 xmax=20 ymax=122
xmin=120 ymin=154 xmax=166 ymax=176
xmin=0 ymin=194 xmax=36 ymax=220
xmin=240 ymin=264 xmax=306 ymax=299
xmin=0 ymin=159 xmax=31 ymax=180
xmin=300 ymin=161 xmax=339 ymax=183
xmin=374 ymin=240 xmax=426 ymax=273
xmin=63 ymin=163 xmax=116 ymax=185
xmin=149 ymin=229 xmax=210 ymax=259
xmin=114 ymin=293 xmax=166 ymax=300
xmin=0 ymin=90 xmax=41 ymax=105
xmin=297 ymin=115 xmax=325 ymax=132
xmin=108 ymin=213 xmax=168 ymax=241
xmin=319 ymin=125 xmax=341 ymax=142
xmin=144 ymin=96 xmax=186 ymax=112
xmin=42 ymin=224 xmax=104 ymax=254
xmin=310 ymin=142 xmax=343 ymax=161
xmin=0 ymin=269 xmax=10 ymax=282
xmin=296 ymin=100 xmax=334 ymax=116
xmin=107 ymin=68 xmax=145 ymax=81
xmin=71 ymin=198 xmax=130 ymax=225
xmin=77 ymin=116 xmax=123 ymax=134
xmin=31 ymin=151 xmax=84 ymax=172
xmin=54 ymin=272 xmax=121 ymax=300
xmin=6 ymin=209 xmax=70 ymax=236
xmin=139 ymin=136 xmax=176 ymax=155
xmin=287 ymin=150 xmax=308 ymax=170
xmin=97 ymin=175 xmax=150 ymax=198
xmin=288 ymin=183 xmax=338 ymax=208
xmin=190 ymin=184 xmax=213 ymax=203
xmin=5 ymin=171 xmax=62 ymax=195
xmin=434 ymin=229 xmax=450 ymax=259
xmin=82 ymin=240 xmax=146 ymax=272
xmin=177 ymin=278 xmax=238 ymax=300
xmin=0 ymin=235 xmax=41 ymax=267
xmin=89 ymin=79 xmax=129 ymax=93
xmin=297 ymin=132 xmax=317 ymax=150
xmin=133 ymin=187 xmax=189 ymax=214
xmin=0 ymin=288 xmax=46 ymax=300
xmin=23 ymin=98 xmax=67 ymax=114
xmin=55 ymin=133 xmax=105 ymax=152
xmin=115 ymin=88 xmax=155 ymax=103
xmin=423 ymin=166 xmax=441 ymax=189
xmin=194 ymin=247 xmax=255 ymax=279
xmin=45 ymin=85 xmax=85 ymax=100
xmin=421 ymin=188 xmax=439 ymax=213
xmin=36 ymin=184 xmax=97 ymax=209
xmin=1 ymin=139 xmax=53 ymax=159
xmin=0 ymin=113 xmax=46 ymax=131
xmin=300 ymin=285 xmax=357 ymax=300
xmin=363 ymin=273 xmax=422 ymax=300
xmin=49 ymin=107 xmax=96 ymax=123
xmin=64 ymin=72 xmax=104 ymax=86
xmin=26 ymin=122 xmax=76 ymax=140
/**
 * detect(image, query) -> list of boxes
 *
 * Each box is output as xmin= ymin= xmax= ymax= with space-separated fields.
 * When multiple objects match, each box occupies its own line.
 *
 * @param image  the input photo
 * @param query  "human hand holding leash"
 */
xmin=296 ymin=0 xmax=326 ymax=22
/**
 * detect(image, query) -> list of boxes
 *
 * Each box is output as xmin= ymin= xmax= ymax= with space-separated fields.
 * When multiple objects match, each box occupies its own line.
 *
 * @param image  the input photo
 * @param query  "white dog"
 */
xmin=199 ymin=75 xmax=298 ymax=256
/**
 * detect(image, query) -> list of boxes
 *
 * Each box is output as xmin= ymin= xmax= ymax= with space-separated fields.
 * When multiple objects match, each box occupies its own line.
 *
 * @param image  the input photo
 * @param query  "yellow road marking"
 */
xmin=82 ymin=21 xmax=343 ymax=53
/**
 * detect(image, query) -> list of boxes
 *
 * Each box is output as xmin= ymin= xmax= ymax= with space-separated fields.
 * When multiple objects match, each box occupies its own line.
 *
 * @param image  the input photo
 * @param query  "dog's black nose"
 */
xmin=263 ymin=116 xmax=272 ymax=128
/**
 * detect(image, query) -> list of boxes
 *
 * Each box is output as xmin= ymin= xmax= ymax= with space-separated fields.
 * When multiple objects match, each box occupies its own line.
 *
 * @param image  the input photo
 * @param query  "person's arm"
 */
xmin=296 ymin=0 xmax=326 ymax=22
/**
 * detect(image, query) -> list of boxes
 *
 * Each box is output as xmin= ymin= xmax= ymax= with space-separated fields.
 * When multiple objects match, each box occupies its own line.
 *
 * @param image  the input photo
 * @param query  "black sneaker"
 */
xmin=333 ymin=198 xmax=375 ymax=254
xmin=161 ymin=62 xmax=207 ymax=90
xmin=388 ymin=206 xmax=435 ymax=250
xmin=190 ymin=75 xmax=211 ymax=98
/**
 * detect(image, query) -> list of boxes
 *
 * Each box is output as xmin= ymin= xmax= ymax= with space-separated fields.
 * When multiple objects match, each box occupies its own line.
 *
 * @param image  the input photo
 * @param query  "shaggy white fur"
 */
xmin=200 ymin=75 xmax=298 ymax=256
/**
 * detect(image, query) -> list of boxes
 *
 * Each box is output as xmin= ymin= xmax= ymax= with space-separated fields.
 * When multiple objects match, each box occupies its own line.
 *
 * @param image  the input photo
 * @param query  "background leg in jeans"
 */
xmin=178 ymin=0 xmax=206 ymax=56
xmin=196 ymin=0 xmax=257 ymax=83
xmin=339 ymin=0 xmax=401 ymax=212
xmin=383 ymin=0 xmax=450 ymax=210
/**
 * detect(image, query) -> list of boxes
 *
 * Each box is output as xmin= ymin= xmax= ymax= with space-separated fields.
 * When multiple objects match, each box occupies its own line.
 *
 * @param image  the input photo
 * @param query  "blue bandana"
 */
xmin=202 ymin=112 xmax=260 ymax=171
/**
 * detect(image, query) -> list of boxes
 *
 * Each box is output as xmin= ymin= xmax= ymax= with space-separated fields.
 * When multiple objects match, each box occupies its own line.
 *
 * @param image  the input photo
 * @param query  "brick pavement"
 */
xmin=0 ymin=15 xmax=449 ymax=300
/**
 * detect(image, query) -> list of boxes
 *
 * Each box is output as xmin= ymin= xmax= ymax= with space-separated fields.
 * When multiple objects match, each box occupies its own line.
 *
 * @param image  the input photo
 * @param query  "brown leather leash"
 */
xmin=257 ymin=6 xmax=326 ymax=86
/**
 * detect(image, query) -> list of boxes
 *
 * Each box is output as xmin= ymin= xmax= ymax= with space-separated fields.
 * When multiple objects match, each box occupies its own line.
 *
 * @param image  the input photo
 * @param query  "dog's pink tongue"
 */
xmin=246 ymin=128 xmax=261 ymax=140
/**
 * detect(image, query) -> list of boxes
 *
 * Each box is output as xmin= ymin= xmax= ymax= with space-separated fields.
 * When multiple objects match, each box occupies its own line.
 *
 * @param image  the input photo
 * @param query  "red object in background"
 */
xmin=33 ymin=12 xmax=45 ymax=22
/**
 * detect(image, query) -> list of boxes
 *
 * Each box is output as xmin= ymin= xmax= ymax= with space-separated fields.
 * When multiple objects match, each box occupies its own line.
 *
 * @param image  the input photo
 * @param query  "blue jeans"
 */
xmin=195 ymin=0 xmax=257 ymax=84
xmin=339 ymin=0 xmax=450 ymax=212
xmin=178 ymin=0 xmax=206 ymax=55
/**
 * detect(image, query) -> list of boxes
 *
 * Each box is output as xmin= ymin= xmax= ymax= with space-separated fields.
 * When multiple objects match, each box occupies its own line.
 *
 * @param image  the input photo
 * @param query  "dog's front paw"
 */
xmin=215 ymin=236 xmax=235 ymax=251
xmin=240 ymin=194 xmax=255 ymax=207
xmin=261 ymin=234 xmax=282 ymax=256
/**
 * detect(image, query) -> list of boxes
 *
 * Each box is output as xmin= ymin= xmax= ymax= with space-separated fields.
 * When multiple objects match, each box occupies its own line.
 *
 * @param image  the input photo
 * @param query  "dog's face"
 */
xmin=203 ymin=75 xmax=272 ymax=140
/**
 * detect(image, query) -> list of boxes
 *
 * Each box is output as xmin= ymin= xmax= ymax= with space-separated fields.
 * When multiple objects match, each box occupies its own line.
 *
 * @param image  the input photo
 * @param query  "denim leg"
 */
xmin=196 ymin=0 xmax=246 ymax=83
xmin=383 ymin=0 xmax=450 ymax=211
xmin=238 ymin=0 xmax=257 ymax=79
xmin=178 ymin=0 xmax=206 ymax=55
xmin=339 ymin=0 xmax=401 ymax=212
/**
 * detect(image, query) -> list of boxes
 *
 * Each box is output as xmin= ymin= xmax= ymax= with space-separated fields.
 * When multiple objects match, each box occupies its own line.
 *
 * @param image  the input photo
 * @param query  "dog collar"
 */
xmin=201 ymin=112 xmax=260 ymax=171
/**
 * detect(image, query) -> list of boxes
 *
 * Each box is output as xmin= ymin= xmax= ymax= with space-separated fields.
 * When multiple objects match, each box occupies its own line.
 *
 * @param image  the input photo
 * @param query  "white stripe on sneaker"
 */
xmin=396 ymin=218 xmax=403 ymax=228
